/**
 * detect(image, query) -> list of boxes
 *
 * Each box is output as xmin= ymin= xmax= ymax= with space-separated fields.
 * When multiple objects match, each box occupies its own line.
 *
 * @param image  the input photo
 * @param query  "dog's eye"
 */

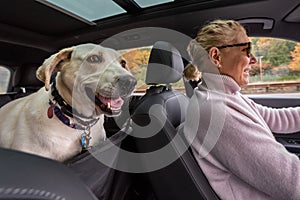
xmin=87 ymin=55 xmax=102 ymax=63
xmin=120 ymin=60 xmax=126 ymax=68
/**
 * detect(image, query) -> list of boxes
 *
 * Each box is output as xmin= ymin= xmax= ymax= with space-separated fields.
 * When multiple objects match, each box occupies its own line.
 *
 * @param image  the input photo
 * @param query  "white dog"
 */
xmin=0 ymin=43 xmax=136 ymax=161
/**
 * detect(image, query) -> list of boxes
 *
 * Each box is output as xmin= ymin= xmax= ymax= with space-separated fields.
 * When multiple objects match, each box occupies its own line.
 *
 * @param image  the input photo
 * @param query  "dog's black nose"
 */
xmin=117 ymin=75 xmax=137 ymax=97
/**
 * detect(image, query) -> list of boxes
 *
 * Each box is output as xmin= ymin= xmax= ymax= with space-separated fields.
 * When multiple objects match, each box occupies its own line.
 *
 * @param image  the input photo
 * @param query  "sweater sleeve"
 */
xmin=248 ymin=98 xmax=300 ymax=133
xmin=211 ymin=108 xmax=300 ymax=200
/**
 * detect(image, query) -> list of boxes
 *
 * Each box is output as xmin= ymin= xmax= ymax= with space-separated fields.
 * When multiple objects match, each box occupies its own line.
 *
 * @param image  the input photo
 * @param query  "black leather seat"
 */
xmin=0 ymin=94 xmax=12 ymax=107
xmin=12 ymin=64 xmax=44 ymax=97
xmin=0 ymin=147 xmax=98 ymax=200
xmin=0 ymin=65 xmax=43 ymax=107
xmin=130 ymin=41 xmax=219 ymax=200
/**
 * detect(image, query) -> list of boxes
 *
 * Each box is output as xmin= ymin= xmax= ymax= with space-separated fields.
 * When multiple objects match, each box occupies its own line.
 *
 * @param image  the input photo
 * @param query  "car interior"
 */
xmin=0 ymin=0 xmax=300 ymax=199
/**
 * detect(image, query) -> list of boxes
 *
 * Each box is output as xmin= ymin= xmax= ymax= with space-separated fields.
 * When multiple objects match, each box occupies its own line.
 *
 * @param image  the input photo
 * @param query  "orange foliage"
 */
xmin=256 ymin=38 xmax=272 ymax=47
xmin=120 ymin=48 xmax=151 ymax=70
xmin=290 ymin=43 xmax=300 ymax=71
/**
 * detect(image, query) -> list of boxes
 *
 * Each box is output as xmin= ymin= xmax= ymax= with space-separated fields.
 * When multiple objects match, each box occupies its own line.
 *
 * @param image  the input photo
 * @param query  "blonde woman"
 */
xmin=184 ymin=19 xmax=300 ymax=200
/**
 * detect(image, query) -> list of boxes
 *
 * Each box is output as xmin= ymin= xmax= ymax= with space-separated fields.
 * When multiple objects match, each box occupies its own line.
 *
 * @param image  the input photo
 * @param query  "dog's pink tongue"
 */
xmin=99 ymin=96 xmax=124 ymax=108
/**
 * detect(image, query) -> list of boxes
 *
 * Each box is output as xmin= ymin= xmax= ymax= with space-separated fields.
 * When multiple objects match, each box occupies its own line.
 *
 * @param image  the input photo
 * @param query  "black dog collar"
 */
xmin=50 ymin=78 xmax=99 ymax=127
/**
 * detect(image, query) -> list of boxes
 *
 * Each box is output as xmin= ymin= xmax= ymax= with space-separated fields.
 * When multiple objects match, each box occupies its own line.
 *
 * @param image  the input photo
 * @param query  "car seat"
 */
xmin=0 ymin=95 xmax=12 ymax=107
xmin=0 ymin=147 xmax=98 ymax=200
xmin=129 ymin=41 xmax=219 ymax=200
xmin=12 ymin=64 xmax=44 ymax=98
xmin=0 ymin=65 xmax=44 ymax=107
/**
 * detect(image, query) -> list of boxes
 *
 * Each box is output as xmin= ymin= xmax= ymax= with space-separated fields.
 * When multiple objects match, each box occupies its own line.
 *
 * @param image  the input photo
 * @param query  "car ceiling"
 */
xmin=0 ymin=0 xmax=299 ymax=66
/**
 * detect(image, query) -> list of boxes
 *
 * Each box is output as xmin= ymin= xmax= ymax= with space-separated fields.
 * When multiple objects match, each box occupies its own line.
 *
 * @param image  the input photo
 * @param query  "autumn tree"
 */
xmin=120 ymin=47 xmax=151 ymax=88
xmin=121 ymin=47 xmax=151 ymax=69
xmin=290 ymin=43 xmax=300 ymax=71
xmin=252 ymin=37 xmax=272 ymax=57
xmin=265 ymin=40 xmax=296 ymax=66
xmin=252 ymin=37 xmax=296 ymax=66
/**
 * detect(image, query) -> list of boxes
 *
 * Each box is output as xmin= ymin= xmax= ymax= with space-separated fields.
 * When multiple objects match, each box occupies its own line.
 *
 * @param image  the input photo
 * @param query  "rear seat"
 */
xmin=0 ymin=65 xmax=43 ymax=107
xmin=12 ymin=65 xmax=44 ymax=98
xmin=0 ymin=93 xmax=13 ymax=107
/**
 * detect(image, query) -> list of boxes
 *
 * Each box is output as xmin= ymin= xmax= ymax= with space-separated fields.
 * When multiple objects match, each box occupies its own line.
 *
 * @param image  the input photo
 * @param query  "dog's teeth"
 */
xmin=107 ymin=102 xmax=111 ymax=109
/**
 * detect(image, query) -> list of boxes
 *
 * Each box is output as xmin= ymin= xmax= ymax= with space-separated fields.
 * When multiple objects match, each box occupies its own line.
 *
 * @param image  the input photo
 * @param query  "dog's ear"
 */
xmin=36 ymin=47 xmax=73 ymax=91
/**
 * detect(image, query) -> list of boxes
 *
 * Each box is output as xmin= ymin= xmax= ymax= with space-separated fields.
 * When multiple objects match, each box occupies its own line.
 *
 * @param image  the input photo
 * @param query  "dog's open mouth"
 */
xmin=85 ymin=87 xmax=123 ymax=116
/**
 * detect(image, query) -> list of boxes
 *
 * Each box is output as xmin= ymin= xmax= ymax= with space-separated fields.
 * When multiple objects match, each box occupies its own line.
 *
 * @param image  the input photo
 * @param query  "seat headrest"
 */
xmin=146 ymin=41 xmax=184 ymax=85
xmin=12 ymin=65 xmax=43 ymax=88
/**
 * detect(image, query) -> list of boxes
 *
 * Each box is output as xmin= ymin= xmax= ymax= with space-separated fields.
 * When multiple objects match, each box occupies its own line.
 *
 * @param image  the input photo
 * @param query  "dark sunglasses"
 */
xmin=216 ymin=42 xmax=252 ymax=57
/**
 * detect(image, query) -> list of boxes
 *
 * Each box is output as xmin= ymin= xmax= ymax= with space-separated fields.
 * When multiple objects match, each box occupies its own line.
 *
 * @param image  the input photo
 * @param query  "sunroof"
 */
xmin=134 ymin=0 xmax=174 ymax=8
xmin=38 ymin=0 xmax=126 ymax=23
xmin=37 ymin=0 xmax=175 ymax=25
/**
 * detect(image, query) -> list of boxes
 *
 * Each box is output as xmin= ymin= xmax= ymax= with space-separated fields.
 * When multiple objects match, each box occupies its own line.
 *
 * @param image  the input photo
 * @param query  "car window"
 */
xmin=0 ymin=66 xmax=10 ymax=94
xmin=120 ymin=37 xmax=300 ymax=95
xmin=119 ymin=46 xmax=151 ymax=92
xmin=242 ymin=37 xmax=300 ymax=95
xmin=119 ymin=46 xmax=184 ymax=93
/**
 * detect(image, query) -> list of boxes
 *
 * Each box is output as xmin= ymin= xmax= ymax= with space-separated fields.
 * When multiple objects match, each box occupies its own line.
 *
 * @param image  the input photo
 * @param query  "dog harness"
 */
xmin=48 ymin=79 xmax=99 ymax=149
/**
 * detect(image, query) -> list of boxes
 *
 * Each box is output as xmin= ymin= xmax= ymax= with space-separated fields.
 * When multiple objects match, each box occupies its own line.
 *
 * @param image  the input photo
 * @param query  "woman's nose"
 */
xmin=250 ymin=53 xmax=257 ymax=64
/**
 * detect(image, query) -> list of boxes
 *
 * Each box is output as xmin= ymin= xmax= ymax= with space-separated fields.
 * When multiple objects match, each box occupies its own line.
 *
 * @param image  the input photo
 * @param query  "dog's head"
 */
xmin=37 ymin=43 xmax=137 ymax=118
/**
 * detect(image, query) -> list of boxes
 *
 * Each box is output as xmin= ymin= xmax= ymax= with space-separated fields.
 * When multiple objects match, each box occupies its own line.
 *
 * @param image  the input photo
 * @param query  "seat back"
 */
xmin=0 ymin=148 xmax=98 ymax=200
xmin=130 ymin=41 xmax=219 ymax=200
xmin=131 ymin=41 xmax=188 ymax=153
xmin=0 ymin=94 xmax=12 ymax=107
xmin=12 ymin=65 xmax=43 ymax=98
xmin=0 ymin=65 xmax=43 ymax=107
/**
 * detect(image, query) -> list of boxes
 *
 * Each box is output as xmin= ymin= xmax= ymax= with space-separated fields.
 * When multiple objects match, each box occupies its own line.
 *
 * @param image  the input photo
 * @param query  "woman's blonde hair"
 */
xmin=187 ymin=19 xmax=247 ymax=71
xmin=195 ymin=19 xmax=247 ymax=51
xmin=183 ymin=63 xmax=201 ymax=80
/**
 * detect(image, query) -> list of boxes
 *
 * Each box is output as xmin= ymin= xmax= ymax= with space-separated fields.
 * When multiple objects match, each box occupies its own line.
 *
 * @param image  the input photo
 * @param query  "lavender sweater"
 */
xmin=184 ymin=73 xmax=300 ymax=200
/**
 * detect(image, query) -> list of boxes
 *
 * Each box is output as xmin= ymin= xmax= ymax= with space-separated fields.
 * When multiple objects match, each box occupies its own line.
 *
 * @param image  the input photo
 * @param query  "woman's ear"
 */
xmin=209 ymin=47 xmax=221 ymax=66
